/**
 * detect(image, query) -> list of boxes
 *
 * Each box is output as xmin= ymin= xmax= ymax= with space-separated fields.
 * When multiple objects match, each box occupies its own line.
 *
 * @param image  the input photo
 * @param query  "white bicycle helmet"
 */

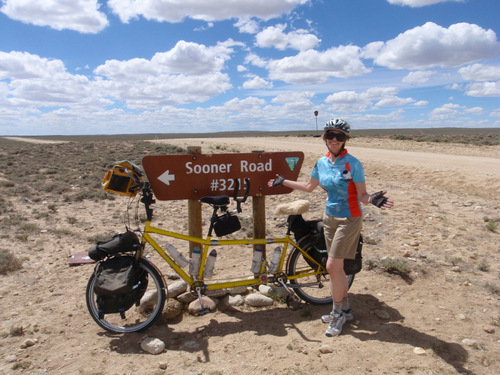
xmin=324 ymin=118 xmax=351 ymax=135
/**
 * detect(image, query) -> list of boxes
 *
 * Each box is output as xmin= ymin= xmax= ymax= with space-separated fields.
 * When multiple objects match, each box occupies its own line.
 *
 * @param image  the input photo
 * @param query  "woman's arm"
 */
xmin=355 ymin=181 xmax=394 ymax=209
xmin=268 ymin=175 xmax=319 ymax=193
xmin=283 ymin=175 xmax=319 ymax=192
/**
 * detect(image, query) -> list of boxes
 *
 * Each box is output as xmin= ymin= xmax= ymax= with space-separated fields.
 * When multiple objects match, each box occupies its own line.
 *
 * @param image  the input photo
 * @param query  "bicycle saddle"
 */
xmin=199 ymin=195 xmax=230 ymax=207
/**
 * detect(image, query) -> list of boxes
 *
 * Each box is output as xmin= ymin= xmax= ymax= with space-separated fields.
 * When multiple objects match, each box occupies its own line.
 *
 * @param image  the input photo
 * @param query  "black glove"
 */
xmin=370 ymin=191 xmax=388 ymax=208
xmin=272 ymin=174 xmax=285 ymax=186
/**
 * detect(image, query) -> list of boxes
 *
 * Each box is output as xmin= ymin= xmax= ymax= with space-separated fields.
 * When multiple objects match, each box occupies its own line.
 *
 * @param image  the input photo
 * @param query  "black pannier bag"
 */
xmin=93 ymin=256 xmax=148 ymax=319
xmin=288 ymin=215 xmax=363 ymax=274
xmin=88 ymin=231 xmax=140 ymax=261
xmin=343 ymin=236 xmax=363 ymax=275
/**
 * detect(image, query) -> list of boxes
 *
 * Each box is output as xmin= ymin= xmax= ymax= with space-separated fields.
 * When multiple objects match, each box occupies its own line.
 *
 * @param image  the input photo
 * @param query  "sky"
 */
xmin=0 ymin=0 xmax=499 ymax=136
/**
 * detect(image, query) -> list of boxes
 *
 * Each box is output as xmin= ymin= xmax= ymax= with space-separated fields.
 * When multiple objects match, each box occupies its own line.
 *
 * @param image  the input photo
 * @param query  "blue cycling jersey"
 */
xmin=311 ymin=150 xmax=365 ymax=217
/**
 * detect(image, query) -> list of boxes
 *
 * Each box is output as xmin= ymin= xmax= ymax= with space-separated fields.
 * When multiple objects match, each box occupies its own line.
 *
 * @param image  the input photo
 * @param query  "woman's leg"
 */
xmin=326 ymin=257 xmax=348 ymax=306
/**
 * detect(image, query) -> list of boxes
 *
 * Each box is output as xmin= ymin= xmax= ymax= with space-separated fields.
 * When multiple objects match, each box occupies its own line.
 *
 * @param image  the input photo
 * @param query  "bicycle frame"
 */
xmin=141 ymin=220 xmax=326 ymax=291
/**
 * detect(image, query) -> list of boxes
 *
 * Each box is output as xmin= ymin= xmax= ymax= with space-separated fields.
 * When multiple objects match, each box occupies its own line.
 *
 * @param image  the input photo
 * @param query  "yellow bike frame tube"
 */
xmin=142 ymin=221 xmax=326 ymax=288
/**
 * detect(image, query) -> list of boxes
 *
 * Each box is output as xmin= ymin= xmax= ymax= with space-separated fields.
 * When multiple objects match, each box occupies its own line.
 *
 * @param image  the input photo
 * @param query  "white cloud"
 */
xmin=402 ymin=71 xmax=436 ymax=84
xmin=0 ymin=40 xmax=236 ymax=112
xmin=242 ymin=76 xmax=273 ymax=89
xmin=245 ymin=53 xmax=268 ymax=68
xmin=271 ymin=91 xmax=315 ymax=112
xmin=429 ymin=103 xmax=464 ymax=120
xmin=223 ymin=96 xmax=267 ymax=112
xmin=234 ymin=17 xmax=260 ymax=34
xmin=324 ymin=87 xmax=412 ymax=113
xmin=386 ymin=0 xmax=464 ymax=7
xmin=93 ymin=40 xmax=237 ymax=108
xmin=365 ymin=22 xmax=500 ymax=70
xmin=0 ymin=51 xmax=105 ymax=108
xmin=375 ymin=96 xmax=414 ymax=107
xmin=1 ymin=0 xmax=108 ymax=33
xmin=255 ymin=24 xmax=320 ymax=51
xmin=458 ymin=64 xmax=500 ymax=82
xmin=413 ymin=100 xmax=429 ymax=106
xmin=108 ymin=0 xmax=309 ymax=23
xmin=465 ymin=82 xmax=500 ymax=97
xmin=267 ymin=45 xmax=370 ymax=84
xmin=272 ymin=91 xmax=314 ymax=103
xmin=465 ymin=107 xmax=484 ymax=115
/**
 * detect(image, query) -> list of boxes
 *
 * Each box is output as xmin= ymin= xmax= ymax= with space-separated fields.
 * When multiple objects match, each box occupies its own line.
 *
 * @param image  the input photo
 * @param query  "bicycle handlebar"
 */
xmin=233 ymin=178 xmax=250 ymax=213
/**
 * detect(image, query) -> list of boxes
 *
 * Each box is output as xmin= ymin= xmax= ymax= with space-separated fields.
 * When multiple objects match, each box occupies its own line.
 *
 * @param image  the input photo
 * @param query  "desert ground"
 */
xmin=0 ymin=134 xmax=499 ymax=375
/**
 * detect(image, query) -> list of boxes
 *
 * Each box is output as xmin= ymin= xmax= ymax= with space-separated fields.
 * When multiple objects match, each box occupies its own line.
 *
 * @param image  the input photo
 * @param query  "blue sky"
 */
xmin=1 ymin=0 xmax=499 ymax=135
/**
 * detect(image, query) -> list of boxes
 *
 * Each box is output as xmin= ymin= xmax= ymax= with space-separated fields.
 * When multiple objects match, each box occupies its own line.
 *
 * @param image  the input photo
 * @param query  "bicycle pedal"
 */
xmin=197 ymin=307 xmax=211 ymax=316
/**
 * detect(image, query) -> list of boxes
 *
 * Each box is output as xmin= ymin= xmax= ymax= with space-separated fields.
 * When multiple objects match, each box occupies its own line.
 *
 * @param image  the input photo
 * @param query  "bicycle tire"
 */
xmin=86 ymin=257 xmax=166 ymax=333
xmin=287 ymin=240 xmax=355 ymax=305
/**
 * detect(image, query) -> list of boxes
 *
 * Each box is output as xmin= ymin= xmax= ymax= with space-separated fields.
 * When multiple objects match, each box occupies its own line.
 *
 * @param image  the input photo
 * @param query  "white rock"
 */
xmin=177 ymin=291 xmax=196 ymax=304
xmin=228 ymin=286 xmax=249 ymax=295
xmin=245 ymin=293 xmax=273 ymax=307
xmin=227 ymin=294 xmax=245 ymax=306
xmin=188 ymin=296 xmax=218 ymax=314
xmin=319 ymin=345 xmax=334 ymax=354
xmin=206 ymin=288 xmax=228 ymax=298
xmin=158 ymin=362 xmax=168 ymax=370
xmin=461 ymin=338 xmax=477 ymax=347
xmin=139 ymin=290 xmax=158 ymax=313
xmin=167 ymin=280 xmax=188 ymax=298
xmin=413 ymin=347 xmax=426 ymax=355
xmin=258 ymin=285 xmax=273 ymax=295
xmin=20 ymin=338 xmax=36 ymax=348
xmin=141 ymin=337 xmax=165 ymax=355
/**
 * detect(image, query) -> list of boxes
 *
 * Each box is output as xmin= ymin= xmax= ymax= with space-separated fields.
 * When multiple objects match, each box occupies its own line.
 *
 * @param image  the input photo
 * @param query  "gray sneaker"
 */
xmin=321 ymin=309 xmax=353 ymax=323
xmin=325 ymin=313 xmax=347 ymax=337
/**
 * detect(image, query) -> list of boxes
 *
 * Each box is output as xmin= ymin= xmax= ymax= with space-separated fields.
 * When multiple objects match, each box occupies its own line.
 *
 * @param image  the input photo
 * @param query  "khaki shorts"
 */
xmin=323 ymin=214 xmax=362 ymax=259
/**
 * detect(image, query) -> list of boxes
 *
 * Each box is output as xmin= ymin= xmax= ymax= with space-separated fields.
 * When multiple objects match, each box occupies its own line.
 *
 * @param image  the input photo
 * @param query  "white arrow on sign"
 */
xmin=158 ymin=170 xmax=175 ymax=186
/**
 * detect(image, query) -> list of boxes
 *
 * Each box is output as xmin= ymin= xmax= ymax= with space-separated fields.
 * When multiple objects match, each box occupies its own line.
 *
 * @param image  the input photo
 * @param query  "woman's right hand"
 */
xmin=268 ymin=174 xmax=285 ymax=187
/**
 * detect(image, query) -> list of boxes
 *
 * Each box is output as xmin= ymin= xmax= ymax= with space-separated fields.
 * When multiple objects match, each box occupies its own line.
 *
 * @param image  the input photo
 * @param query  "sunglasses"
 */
xmin=325 ymin=132 xmax=347 ymax=142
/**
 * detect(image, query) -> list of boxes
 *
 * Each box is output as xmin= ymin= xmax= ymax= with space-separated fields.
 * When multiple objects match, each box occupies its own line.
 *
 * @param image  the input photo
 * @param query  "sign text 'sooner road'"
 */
xmin=142 ymin=152 xmax=304 ymax=201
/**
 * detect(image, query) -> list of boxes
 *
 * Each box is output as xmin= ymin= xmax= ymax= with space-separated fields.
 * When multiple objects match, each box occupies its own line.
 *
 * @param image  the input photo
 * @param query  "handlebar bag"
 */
xmin=213 ymin=214 xmax=241 ymax=237
xmin=101 ymin=161 xmax=143 ymax=197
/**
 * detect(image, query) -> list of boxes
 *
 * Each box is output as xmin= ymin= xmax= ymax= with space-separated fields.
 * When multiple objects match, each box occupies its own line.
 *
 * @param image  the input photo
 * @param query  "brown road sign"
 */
xmin=142 ymin=152 xmax=304 ymax=201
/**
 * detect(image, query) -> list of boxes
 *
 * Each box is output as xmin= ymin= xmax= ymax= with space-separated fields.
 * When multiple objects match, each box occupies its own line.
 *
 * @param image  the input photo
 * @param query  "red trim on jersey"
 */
xmin=345 ymin=162 xmax=362 ymax=217
xmin=325 ymin=149 xmax=348 ymax=158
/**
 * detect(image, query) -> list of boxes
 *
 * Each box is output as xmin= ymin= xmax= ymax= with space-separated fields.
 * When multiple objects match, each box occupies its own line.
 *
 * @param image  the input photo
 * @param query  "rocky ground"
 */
xmin=0 ymin=135 xmax=499 ymax=375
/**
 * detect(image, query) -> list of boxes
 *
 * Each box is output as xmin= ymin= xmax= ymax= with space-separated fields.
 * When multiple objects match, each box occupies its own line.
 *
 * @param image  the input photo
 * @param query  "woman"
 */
xmin=268 ymin=119 xmax=393 ymax=337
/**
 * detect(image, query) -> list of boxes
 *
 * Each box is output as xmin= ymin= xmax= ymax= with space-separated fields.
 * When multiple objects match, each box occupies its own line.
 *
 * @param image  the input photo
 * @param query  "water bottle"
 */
xmin=268 ymin=247 xmax=282 ymax=273
xmin=166 ymin=243 xmax=190 ymax=268
xmin=203 ymin=249 xmax=217 ymax=279
xmin=189 ymin=247 xmax=201 ymax=277
xmin=251 ymin=245 xmax=264 ymax=274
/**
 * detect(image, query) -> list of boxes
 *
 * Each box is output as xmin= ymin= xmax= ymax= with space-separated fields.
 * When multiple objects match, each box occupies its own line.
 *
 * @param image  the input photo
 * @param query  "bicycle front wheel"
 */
xmin=86 ymin=258 xmax=166 ymax=334
xmin=287 ymin=243 xmax=355 ymax=305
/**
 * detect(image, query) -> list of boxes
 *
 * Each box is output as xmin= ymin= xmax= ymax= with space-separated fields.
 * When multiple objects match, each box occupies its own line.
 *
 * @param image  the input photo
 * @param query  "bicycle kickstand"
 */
xmin=194 ymin=285 xmax=211 ymax=316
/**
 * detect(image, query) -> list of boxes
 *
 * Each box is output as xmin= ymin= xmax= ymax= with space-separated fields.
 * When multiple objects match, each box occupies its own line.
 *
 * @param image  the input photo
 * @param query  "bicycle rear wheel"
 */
xmin=86 ymin=258 xmax=166 ymax=333
xmin=287 ymin=241 xmax=355 ymax=305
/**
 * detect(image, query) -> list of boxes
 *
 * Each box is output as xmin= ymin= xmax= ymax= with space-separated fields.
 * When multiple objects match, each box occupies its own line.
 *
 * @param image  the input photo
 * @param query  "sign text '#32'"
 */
xmin=142 ymin=152 xmax=304 ymax=201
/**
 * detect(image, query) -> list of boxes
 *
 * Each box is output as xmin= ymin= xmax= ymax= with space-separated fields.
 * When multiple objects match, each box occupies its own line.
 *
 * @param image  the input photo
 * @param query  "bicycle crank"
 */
xmin=274 ymin=273 xmax=301 ymax=310
xmin=190 ymin=281 xmax=211 ymax=316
